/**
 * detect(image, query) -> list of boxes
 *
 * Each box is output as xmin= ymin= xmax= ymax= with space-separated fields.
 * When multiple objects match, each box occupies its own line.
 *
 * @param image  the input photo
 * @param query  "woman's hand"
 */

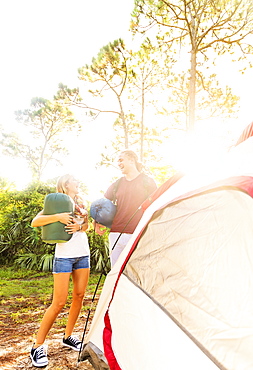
xmin=57 ymin=212 xmax=73 ymax=225
xmin=65 ymin=218 xmax=80 ymax=234
xmin=81 ymin=215 xmax=89 ymax=232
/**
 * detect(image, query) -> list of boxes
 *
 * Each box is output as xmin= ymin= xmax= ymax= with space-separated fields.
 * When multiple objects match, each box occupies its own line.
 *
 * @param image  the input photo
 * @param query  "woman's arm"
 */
xmin=31 ymin=210 xmax=73 ymax=227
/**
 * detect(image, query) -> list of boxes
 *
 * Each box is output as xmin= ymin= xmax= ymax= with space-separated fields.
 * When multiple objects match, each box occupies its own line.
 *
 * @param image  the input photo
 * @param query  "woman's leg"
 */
xmin=64 ymin=267 xmax=90 ymax=338
xmin=35 ymin=272 xmax=71 ymax=347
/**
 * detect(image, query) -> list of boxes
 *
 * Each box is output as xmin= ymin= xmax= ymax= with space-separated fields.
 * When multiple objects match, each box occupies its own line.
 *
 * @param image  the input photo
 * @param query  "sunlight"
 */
xmin=159 ymin=118 xmax=238 ymax=183
xmin=2 ymin=157 xmax=32 ymax=190
xmin=177 ymin=135 xmax=226 ymax=174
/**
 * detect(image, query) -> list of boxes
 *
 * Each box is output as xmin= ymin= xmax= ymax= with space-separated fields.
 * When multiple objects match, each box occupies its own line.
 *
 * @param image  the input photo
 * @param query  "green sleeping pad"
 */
xmin=42 ymin=193 xmax=75 ymax=244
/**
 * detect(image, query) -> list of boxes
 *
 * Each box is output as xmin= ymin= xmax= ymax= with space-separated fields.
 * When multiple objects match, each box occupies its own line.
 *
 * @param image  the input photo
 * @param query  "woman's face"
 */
xmin=65 ymin=177 xmax=80 ymax=195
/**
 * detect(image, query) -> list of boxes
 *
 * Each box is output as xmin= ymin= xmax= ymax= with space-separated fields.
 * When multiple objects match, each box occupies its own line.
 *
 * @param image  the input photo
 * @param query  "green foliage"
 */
xmin=0 ymin=267 xmax=54 ymax=299
xmin=0 ymin=183 xmax=52 ymax=265
xmin=0 ymin=267 xmax=105 ymax=310
xmin=0 ymin=266 xmax=105 ymax=343
xmin=38 ymin=253 xmax=54 ymax=271
xmin=87 ymin=227 xmax=110 ymax=274
xmin=13 ymin=251 xmax=54 ymax=272
xmin=13 ymin=253 xmax=41 ymax=271
xmin=1 ymin=98 xmax=79 ymax=181
xmin=150 ymin=165 xmax=177 ymax=186
xmin=132 ymin=0 xmax=253 ymax=130
xmin=0 ymin=267 xmax=48 ymax=280
xmin=0 ymin=182 xmax=110 ymax=273
xmin=0 ymin=177 xmax=15 ymax=191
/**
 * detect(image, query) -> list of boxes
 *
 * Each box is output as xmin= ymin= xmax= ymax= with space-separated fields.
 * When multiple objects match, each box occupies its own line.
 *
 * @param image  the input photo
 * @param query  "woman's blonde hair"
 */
xmin=56 ymin=174 xmax=73 ymax=194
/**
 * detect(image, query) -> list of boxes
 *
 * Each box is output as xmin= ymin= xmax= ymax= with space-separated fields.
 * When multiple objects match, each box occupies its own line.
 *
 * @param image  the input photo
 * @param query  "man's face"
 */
xmin=118 ymin=153 xmax=132 ymax=174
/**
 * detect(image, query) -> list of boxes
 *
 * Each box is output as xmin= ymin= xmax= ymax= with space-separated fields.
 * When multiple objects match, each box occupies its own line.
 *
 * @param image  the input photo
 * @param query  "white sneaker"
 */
xmin=63 ymin=335 xmax=82 ymax=351
xmin=30 ymin=344 xmax=48 ymax=368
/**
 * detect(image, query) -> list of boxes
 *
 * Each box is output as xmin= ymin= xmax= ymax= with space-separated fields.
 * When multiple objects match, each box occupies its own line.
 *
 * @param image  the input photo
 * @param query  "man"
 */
xmin=95 ymin=150 xmax=157 ymax=267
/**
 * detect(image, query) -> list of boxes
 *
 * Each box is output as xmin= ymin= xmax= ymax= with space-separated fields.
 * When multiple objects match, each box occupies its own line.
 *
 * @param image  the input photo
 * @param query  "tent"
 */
xmin=81 ymin=137 xmax=253 ymax=370
xmin=235 ymin=121 xmax=253 ymax=146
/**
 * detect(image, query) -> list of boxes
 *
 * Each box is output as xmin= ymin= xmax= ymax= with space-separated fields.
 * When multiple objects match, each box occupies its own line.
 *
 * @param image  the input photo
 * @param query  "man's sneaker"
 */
xmin=62 ymin=335 xmax=82 ymax=351
xmin=30 ymin=344 xmax=48 ymax=368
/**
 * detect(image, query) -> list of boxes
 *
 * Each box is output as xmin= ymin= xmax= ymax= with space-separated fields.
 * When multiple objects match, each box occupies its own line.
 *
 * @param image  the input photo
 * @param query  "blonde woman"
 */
xmin=30 ymin=174 xmax=90 ymax=368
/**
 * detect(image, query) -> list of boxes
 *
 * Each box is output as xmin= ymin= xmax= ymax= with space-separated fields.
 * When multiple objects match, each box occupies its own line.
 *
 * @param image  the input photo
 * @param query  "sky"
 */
xmin=0 ymin=0 xmax=134 ymax=197
xmin=1 ymin=0 xmax=253 ymax=198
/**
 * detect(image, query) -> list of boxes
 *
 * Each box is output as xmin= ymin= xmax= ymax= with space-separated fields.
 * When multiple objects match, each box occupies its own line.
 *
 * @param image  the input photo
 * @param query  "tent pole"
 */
xmin=77 ymin=205 xmax=142 ymax=365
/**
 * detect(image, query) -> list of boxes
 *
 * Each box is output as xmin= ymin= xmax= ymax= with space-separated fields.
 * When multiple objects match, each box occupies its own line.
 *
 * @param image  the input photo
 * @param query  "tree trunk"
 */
xmin=118 ymin=96 xmax=128 ymax=148
xmin=140 ymin=80 xmax=145 ymax=162
xmin=188 ymin=49 xmax=196 ymax=131
xmin=188 ymin=14 xmax=197 ymax=132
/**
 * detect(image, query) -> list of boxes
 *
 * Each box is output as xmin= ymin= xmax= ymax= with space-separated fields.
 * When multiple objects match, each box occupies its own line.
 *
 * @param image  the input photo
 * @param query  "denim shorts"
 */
xmin=52 ymin=255 xmax=90 ymax=274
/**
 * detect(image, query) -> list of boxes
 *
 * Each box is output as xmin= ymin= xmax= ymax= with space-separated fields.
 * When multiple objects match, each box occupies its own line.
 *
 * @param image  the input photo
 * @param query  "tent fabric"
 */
xmin=122 ymin=189 xmax=253 ymax=369
xmin=102 ymin=187 xmax=253 ymax=370
xmin=104 ymin=277 xmax=223 ymax=370
xmin=235 ymin=122 xmax=253 ymax=146
xmin=81 ymin=138 xmax=253 ymax=370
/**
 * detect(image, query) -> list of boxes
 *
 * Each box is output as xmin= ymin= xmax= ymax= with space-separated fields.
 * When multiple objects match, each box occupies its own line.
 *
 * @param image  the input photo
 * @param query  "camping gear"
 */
xmin=79 ymin=137 xmax=253 ymax=370
xmin=42 ymin=193 xmax=75 ymax=244
xmin=90 ymin=198 xmax=117 ymax=228
xmin=89 ymin=174 xmax=155 ymax=229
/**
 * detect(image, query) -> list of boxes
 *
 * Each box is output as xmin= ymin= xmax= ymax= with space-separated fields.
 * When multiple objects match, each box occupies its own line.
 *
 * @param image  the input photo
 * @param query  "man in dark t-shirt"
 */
xmin=95 ymin=150 xmax=157 ymax=267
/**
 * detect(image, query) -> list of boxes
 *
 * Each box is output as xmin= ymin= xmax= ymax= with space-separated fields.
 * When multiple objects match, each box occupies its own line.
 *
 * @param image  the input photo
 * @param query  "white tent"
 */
xmin=81 ymin=138 xmax=253 ymax=370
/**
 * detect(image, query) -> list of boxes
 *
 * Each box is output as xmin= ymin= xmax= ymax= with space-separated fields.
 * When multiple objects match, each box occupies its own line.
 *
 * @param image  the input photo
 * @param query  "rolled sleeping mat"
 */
xmin=90 ymin=198 xmax=117 ymax=228
xmin=42 ymin=193 xmax=75 ymax=244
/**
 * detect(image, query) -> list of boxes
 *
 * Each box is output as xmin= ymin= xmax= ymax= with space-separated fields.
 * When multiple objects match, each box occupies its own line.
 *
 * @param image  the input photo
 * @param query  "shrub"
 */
xmin=0 ymin=182 xmax=110 ymax=273
xmin=0 ymin=182 xmax=54 ymax=265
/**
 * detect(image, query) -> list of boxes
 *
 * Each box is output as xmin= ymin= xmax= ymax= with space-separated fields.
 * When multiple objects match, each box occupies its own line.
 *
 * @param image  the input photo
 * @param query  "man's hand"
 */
xmin=93 ymin=220 xmax=107 ymax=235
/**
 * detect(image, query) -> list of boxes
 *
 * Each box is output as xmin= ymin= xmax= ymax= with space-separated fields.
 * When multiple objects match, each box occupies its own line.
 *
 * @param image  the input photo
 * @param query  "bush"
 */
xmin=0 ymin=182 xmax=110 ymax=273
xmin=87 ymin=228 xmax=110 ymax=274
xmin=0 ymin=182 xmax=55 ymax=265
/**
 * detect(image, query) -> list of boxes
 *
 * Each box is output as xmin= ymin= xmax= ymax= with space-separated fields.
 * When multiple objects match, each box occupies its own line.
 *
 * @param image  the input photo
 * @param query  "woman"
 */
xmin=30 ymin=174 xmax=90 ymax=368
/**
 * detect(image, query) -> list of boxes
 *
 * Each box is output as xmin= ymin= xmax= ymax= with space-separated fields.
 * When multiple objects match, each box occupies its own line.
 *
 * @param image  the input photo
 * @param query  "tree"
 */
xmin=0 ymin=177 xmax=15 ymax=191
xmin=132 ymin=0 xmax=253 ymax=130
xmin=1 ymin=97 xmax=78 ymax=181
xmin=56 ymin=38 xmax=170 ymax=165
xmin=127 ymin=39 xmax=170 ymax=160
xmin=56 ymin=39 xmax=132 ymax=148
xmin=162 ymin=70 xmax=240 ymax=128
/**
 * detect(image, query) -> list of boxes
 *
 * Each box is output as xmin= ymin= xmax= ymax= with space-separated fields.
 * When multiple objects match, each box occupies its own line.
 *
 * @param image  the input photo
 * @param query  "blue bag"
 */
xmin=90 ymin=198 xmax=117 ymax=228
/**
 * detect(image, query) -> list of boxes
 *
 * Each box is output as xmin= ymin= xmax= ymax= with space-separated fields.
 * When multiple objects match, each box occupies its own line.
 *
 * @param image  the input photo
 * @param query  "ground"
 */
xmin=1 ymin=302 xmax=96 ymax=370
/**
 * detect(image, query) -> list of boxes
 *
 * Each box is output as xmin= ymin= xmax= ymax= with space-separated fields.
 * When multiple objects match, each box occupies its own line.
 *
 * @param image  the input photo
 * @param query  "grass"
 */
xmin=0 ymin=266 xmax=106 ymax=331
xmin=0 ymin=266 xmax=105 ymax=299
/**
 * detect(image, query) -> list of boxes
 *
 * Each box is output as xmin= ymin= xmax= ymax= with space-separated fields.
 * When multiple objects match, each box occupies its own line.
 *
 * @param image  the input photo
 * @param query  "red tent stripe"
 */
xmin=103 ymin=311 xmax=122 ymax=370
xmin=235 ymin=121 xmax=253 ymax=146
xmin=103 ymin=175 xmax=253 ymax=368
